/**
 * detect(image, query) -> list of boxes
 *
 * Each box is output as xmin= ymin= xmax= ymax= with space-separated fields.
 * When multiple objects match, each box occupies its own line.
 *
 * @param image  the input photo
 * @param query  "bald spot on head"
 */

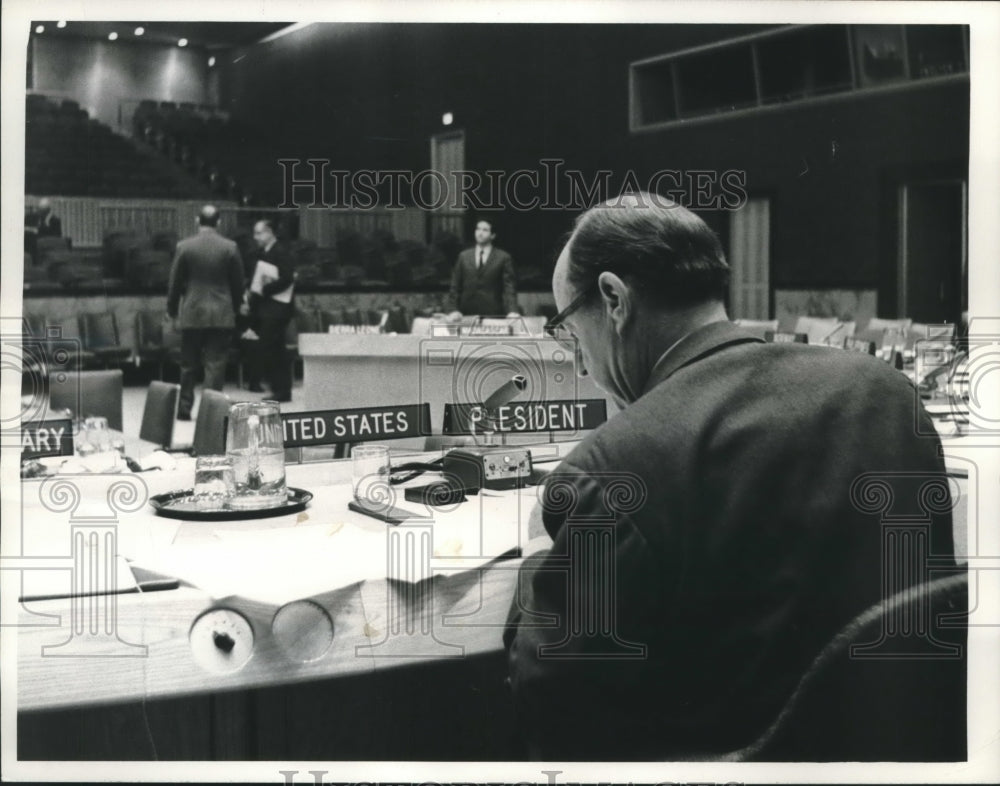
xmin=199 ymin=205 xmax=220 ymax=227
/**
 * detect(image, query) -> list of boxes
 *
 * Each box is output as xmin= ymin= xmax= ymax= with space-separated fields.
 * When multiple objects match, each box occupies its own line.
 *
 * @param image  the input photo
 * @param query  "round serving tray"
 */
xmin=149 ymin=487 xmax=313 ymax=521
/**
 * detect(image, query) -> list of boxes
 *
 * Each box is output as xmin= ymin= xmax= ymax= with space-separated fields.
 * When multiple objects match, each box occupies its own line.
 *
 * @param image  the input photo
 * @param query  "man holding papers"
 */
xmin=250 ymin=218 xmax=295 ymax=402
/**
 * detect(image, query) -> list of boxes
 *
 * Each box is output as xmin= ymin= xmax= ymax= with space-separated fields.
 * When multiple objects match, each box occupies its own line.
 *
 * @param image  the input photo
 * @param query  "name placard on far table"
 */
xmin=21 ymin=418 xmax=74 ymax=460
xmin=765 ymin=331 xmax=809 ymax=344
xmin=843 ymin=337 xmax=877 ymax=355
xmin=281 ymin=404 xmax=431 ymax=447
xmin=442 ymin=399 xmax=607 ymax=435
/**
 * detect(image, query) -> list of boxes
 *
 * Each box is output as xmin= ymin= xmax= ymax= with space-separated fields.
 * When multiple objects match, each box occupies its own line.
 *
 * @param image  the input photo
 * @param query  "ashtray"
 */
xmin=149 ymin=487 xmax=313 ymax=521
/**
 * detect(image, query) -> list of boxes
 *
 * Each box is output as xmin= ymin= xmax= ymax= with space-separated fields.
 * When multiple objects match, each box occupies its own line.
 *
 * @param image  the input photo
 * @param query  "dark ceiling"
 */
xmin=29 ymin=21 xmax=292 ymax=51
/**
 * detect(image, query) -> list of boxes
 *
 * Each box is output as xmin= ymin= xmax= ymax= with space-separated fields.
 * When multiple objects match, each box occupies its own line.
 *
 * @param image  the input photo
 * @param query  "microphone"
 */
xmin=471 ymin=374 xmax=527 ymax=439
xmin=482 ymin=374 xmax=527 ymax=410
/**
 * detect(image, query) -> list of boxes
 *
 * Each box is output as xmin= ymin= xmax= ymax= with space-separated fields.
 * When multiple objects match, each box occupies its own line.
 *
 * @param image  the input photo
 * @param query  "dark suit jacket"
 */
xmin=504 ymin=321 xmax=955 ymax=760
xmin=447 ymin=246 xmax=517 ymax=315
xmin=35 ymin=212 xmax=62 ymax=238
xmin=166 ymin=227 xmax=244 ymax=329
xmin=250 ymin=240 xmax=295 ymax=322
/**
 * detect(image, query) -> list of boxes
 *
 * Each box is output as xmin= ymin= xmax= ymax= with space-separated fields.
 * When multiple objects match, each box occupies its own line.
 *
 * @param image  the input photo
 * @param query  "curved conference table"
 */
xmin=13 ymin=425 xmax=974 ymax=762
xmin=13 ymin=444 xmax=568 ymax=761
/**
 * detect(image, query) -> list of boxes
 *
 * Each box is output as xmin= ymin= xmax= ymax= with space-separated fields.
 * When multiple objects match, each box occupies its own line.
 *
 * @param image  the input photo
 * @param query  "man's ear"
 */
xmin=596 ymin=271 xmax=632 ymax=336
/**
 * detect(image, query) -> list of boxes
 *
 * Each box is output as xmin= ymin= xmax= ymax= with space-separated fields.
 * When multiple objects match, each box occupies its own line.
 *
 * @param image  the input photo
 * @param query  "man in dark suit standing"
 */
xmin=249 ymin=218 xmax=294 ymax=403
xmin=24 ymin=197 xmax=63 ymax=261
xmin=167 ymin=205 xmax=244 ymax=420
xmin=504 ymin=194 xmax=957 ymax=760
xmin=446 ymin=219 xmax=519 ymax=317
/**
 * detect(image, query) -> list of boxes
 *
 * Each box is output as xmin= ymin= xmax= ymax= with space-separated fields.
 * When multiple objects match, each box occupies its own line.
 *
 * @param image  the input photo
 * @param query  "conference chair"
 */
xmin=386 ymin=305 xmax=412 ymax=334
xmin=135 ymin=310 xmax=169 ymax=380
xmin=734 ymin=319 xmax=779 ymax=341
xmin=730 ymin=571 xmax=967 ymax=762
xmin=19 ymin=315 xmax=48 ymax=379
xmin=285 ymin=308 xmax=323 ymax=384
xmin=49 ymin=369 xmax=124 ymax=431
xmin=81 ymin=312 xmax=133 ymax=369
xmin=191 ymin=389 xmax=230 ymax=457
xmin=138 ymin=382 xmax=180 ymax=450
xmin=41 ymin=315 xmax=98 ymax=370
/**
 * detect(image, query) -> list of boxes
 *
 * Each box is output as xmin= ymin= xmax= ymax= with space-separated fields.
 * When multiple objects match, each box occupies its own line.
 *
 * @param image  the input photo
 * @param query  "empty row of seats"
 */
xmin=26 ymin=95 xmax=213 ymax=199
xmin=133 ymin=101 xmax=273 ymax=204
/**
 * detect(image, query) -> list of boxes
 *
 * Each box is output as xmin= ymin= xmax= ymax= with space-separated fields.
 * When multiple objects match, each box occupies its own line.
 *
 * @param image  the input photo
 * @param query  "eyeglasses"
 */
xmin=543 ymin=287 xmax=594 ymax=349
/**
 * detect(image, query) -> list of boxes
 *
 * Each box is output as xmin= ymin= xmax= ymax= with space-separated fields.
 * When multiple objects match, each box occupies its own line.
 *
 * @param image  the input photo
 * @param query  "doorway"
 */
xmin=898 ymin=180 xmax=967 ymax=325
xmin=429 ymin=130 xmax=466 ymax=241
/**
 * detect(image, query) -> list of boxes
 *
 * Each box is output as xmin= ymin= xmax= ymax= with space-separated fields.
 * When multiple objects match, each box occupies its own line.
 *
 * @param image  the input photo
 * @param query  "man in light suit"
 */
xmin=504 ymin=194 xmax=957 ymax=760
xmin=447 ymin=219 xmax=519 ymax=318
xmin=167 ymin=205 xmax=244 ymax=420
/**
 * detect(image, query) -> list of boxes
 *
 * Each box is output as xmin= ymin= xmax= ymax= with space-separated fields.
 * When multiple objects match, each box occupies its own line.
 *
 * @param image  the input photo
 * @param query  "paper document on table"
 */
xmin=129 ymin=521 xmax=384 ymax=605
xmin=250 ymin=259 xmax=293 ymax=303
xmin=126 ymin=491 xmax=531 ymax=604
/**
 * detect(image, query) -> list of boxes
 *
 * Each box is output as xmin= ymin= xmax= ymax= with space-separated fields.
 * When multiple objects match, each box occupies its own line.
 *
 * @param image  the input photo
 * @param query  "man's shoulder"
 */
xmin=492 ymin=247 xmax=513 ymax=263
xmin=563 ymin=342 xmax=908 ymax=468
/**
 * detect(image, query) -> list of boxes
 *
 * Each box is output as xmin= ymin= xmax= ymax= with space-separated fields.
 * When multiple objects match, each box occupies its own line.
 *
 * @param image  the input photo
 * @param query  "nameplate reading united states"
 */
xmin=21 ymin=418 xmax=74 ymax=459
xmin=442 ymin=399 xmax=607 ymax=435
xmin=281 ymin=404 xmax=430 ymax=447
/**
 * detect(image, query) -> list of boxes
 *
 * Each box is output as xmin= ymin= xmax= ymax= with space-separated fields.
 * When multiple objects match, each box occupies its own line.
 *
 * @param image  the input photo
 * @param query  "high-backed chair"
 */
xmin=191 ymin=389 xmax=230 ymax=456
xmin=41 ymin=315 xmax=98 ymax=369
xmin=285 ymin=308 xmax=322 ymax=383
xmin=731 ymin=572 xmax=967 ymax=762
xmin=135 ymin=310 xmax=168 ymax=379
xmin=139 ymin=382 xmax=179 ymax=449
xmin=49 ymin=369 xmax=124 ymax=431
xmin=82 ymin=312 xmax=132 ymax=368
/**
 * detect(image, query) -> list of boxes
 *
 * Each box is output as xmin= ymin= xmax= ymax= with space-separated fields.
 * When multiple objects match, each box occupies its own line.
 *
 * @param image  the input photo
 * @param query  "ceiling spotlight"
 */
xmin=108 ymin=31 xmax=118 ymax=41
xmin=208 ymin=56 xmax=216 ymax=67
xmin=35 ymin=25 xmax=45 ymax=34
xmin=57 ymin=21 xmax=67 ymax=28
xmin=442 ymin=112 xmax=454 ymax=126
xmin=134 ymin=26 xmax=144 ymax=36
xmin=178 ymin=38 xmax=188 ymax=47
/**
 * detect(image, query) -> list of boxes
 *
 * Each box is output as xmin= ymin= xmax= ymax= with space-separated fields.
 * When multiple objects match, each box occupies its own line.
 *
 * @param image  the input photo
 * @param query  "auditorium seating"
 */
xmin=132 ymin=102 xmax=281 ymax=205
xmin=25 ymin=95 xmax=213 ymax=199
xmin=81 ymin=312 xmax=133 ymax=368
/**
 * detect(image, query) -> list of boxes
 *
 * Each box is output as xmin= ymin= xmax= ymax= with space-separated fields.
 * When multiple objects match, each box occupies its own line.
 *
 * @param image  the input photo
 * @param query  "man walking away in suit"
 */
xmin=167 ymin=205 xmax=244 ymax=420
xmin=249 ymin=218 xmax=295 ymax=403
xmin=447 ymin=219 xmax=519 ymax=318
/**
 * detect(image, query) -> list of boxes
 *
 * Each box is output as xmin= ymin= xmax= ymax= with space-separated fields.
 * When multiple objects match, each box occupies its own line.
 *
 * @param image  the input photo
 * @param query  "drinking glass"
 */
xmin=352 ymin=444 xmax=391 ymax=507
xmin=192 ymin=454 xmax=236 ymax=509
xmin=226 ymin=401 xmax=287 ymax=509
